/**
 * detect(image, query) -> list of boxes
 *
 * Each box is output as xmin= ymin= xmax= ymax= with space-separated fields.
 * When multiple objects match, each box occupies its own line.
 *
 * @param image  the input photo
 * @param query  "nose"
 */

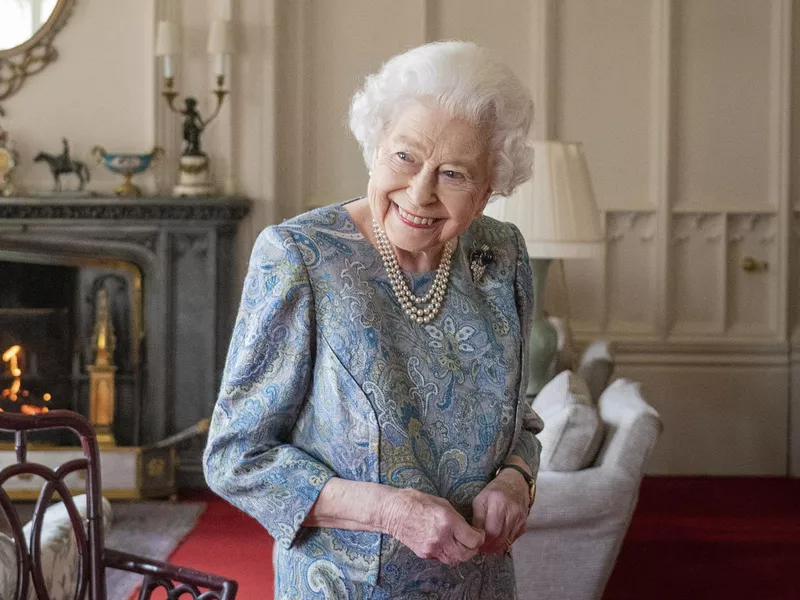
xmin=407 ymin=167 xmax=437 ymax=207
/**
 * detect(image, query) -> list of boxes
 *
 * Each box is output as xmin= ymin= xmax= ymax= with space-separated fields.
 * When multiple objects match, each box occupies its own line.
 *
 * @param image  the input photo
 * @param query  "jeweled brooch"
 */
xmin=470 ymin=244 xmax=494 ymax=282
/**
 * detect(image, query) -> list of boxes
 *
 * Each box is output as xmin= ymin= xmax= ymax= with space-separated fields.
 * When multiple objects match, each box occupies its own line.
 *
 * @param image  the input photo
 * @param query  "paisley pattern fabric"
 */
xmin=204 ymin=201 xmax=543 ymax=599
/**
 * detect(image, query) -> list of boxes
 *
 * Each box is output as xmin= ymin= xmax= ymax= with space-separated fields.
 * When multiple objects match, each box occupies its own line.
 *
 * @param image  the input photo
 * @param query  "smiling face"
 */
xmin=367 ymin=101 xmax=492 ymax=266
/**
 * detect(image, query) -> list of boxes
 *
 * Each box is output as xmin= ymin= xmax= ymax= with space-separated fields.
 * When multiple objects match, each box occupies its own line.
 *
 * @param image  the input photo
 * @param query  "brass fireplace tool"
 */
xmin=89 ymin=288 xmax=117 ymax=446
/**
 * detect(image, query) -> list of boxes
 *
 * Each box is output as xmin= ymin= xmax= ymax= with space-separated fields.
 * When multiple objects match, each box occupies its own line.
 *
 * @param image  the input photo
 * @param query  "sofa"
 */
xmin=513 ymin=373 xmax=663 ymax=600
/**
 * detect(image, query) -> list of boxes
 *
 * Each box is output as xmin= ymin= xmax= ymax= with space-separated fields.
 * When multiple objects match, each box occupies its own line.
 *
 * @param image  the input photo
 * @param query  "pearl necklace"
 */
xmin=372 ymin=219 xmax=454 ymax=324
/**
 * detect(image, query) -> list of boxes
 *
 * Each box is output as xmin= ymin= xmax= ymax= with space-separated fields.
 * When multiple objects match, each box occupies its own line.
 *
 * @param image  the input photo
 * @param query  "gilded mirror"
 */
xmin=0 ymin=0 xmax=76 ymax=104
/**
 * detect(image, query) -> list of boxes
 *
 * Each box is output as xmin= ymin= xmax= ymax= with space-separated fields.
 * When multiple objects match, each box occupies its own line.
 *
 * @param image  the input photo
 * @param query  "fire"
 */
xmin=1 ymin=345 xmax=53 ymax=413
xmin=2 ymin=345 xmax=22 ymax=377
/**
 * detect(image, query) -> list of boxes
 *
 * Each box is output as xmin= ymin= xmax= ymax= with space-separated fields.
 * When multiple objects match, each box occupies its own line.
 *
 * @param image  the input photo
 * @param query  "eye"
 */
xmin=396 ymin=151 xmax=412 ymax=162
xmin=441 ymin=170 xmax=464 ymax=180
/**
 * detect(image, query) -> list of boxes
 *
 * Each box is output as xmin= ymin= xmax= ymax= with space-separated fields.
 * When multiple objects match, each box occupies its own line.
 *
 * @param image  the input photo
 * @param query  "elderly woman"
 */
xmin=204 ymin=41 xmax=543 ymax=599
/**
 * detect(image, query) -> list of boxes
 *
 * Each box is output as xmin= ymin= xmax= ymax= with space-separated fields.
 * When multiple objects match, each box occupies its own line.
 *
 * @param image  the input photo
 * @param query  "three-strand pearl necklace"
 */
xmin=372 ymin=219 xmax=454 ymax=324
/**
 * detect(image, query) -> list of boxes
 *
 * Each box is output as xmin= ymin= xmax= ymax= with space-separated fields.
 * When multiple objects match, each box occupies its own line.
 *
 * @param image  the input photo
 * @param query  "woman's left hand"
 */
xmin=471 ymin=468 xmax=530 ymax=554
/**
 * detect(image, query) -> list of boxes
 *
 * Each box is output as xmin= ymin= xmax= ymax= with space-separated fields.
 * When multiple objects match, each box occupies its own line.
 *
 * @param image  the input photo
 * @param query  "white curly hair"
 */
xmin=349 ymin=41 xmax=534 ymax=197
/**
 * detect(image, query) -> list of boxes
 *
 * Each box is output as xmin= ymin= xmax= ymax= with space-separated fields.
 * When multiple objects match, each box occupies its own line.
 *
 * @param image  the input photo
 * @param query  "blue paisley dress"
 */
xmin=204 ymin=201 xmax=543 ymax=599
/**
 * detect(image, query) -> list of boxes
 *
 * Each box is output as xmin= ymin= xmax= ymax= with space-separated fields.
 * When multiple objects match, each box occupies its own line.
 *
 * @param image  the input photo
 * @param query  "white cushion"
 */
xmin=0 ymin=494 xmax=113 ymax=600
xmin=0 ymin=533 xmax=16 ymax=600
xmin=532 ymin=371 xmax=605 ymax=472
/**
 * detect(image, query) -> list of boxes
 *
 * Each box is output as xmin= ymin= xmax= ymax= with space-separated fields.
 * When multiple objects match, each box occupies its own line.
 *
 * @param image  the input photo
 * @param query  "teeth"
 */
xmin=398 ymin=205 xmax=436 ymax=226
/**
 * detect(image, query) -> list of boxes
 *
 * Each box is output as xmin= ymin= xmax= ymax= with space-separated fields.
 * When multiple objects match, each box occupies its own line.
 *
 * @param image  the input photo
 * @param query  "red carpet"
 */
xmin=165 ymin=493 xmax=275 ymax=599
xmin=162 ymin=478 xmax=800 ymax=600
xmin=603 ymin=476 xmax=800 ymax=600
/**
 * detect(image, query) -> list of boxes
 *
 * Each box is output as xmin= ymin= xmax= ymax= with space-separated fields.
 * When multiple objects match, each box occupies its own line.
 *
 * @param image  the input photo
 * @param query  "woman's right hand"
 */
xmin=383 ymin=488 xmax=485 ymax=565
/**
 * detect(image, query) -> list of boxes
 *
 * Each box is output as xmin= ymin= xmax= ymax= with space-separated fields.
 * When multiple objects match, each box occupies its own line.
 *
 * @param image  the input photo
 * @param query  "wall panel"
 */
xmin=429 ymin=0 xmax=533 ymax=89
xmin=617 ymin=362 xmax=789 ymax=475
xmin=553 ymin=0 xmax=653 ymax=211
xmin=305 ymin=1 xmax=426 ymax=208
xmin=606 ymin=212 xmax=658 ymax=333
xmin=671 ymin=0 xmax=772 ymax=211
xmin=726 ymin=214 xmax=778 ymax=335
xmin=670 ymin=214 xmax=725 ymax=335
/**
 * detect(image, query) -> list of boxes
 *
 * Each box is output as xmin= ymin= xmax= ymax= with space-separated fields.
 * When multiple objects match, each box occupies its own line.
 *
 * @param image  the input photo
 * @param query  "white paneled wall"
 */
xmin=671 ymin=1 xmax=774 ymax=212
xmin=605 ymin=213 xmax=658 ymax=334
xmin=670 ymin=214 xmax=726 ymax=334
xmin=553 ymin=1 xmax=654 ymax=212
xmin=2 ymin=0 xmax=157 ymax=191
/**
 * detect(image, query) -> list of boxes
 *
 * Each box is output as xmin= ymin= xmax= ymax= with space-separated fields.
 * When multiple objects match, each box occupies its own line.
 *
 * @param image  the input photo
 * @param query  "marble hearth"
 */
xmin=0 ymin=196 xmax=251 ymax=488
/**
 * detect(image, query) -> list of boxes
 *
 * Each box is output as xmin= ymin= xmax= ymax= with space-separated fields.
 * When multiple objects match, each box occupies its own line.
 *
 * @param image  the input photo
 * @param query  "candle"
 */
xmin=213 ymin=54 xmax=225 ymax=78
xmin=156 ymin=20 xmax=180 ymax=79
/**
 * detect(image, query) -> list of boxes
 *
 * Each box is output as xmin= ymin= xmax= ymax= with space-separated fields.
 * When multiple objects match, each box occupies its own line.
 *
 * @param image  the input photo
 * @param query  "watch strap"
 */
xmin=497 ymin=464 xmax=536 ymax=511
xmin=498 ymin=463 xmax=532 ymax=485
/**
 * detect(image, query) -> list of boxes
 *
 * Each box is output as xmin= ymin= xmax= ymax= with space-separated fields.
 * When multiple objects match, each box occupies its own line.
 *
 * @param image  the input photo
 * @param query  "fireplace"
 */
xmin=0 ymin=196 xmax=250 ymax=489
xmin=0 ymin=256 xmax=142 ymax=444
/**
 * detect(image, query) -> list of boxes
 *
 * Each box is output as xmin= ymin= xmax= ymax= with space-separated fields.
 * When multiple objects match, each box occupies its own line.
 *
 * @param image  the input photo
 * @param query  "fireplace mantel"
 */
xmin=0 ymin=195 xmax=251 ymax=222
xmin=0 ymin=195 xmax=252 ymax=487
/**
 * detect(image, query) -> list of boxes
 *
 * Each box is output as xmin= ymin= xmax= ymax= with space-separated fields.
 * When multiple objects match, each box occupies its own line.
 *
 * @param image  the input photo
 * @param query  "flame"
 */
xmin=1 ymin=345 xmax=53 ymax=413
xmin=3 ymin=346 xmax=22 ymax=377
xmin=2 ymin=345 xmax=20 ymax=362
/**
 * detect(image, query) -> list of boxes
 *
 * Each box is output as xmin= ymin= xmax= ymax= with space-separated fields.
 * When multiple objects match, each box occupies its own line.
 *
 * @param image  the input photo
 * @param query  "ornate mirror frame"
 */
xmin=0 ymin=0 xmax=77 ymax=105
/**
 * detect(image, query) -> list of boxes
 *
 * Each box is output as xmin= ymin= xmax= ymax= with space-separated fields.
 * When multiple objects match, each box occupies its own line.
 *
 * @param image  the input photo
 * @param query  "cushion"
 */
xmin=0 ymin=533 xmax=16 ymax=600
xmin=595 ymin=378 xmax=662 ymax=474
xmin=532 ymin=370 xmax=605 ymax=472
xmin=577 ymin=340 xmax=614 ymax=403
xmin=0 ymin=494 xmax=113 ymax=600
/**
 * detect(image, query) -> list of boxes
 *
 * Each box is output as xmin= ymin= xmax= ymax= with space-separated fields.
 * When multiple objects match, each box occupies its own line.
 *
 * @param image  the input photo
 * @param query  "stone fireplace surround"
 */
xmin=0 ymin=196 xmax=251 ymax=487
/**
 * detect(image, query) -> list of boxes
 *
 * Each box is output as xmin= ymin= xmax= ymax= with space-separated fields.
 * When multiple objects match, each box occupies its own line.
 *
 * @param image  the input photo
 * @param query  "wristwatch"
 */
xmin=496 ymin=463 xmax=536 ymax=510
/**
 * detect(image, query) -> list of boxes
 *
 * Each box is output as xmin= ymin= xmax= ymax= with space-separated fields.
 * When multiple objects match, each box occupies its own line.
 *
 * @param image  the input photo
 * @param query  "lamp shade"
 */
xmin=207 ymin=20 xmax=234 ymax=55
xmin=155 ymin=21 xmax=180 ymax=56
xmin=486 ymin=141 xmax=604 ymax=259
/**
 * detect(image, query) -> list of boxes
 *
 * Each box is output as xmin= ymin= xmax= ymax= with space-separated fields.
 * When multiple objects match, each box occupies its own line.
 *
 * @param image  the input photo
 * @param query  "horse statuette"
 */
xmin=34 ymin=138 xmax=92 ymax=193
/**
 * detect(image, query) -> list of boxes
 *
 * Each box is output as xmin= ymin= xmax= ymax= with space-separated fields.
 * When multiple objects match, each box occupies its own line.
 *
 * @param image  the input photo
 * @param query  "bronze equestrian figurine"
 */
xmin=34 ymin=138 xmax=91 ymax=192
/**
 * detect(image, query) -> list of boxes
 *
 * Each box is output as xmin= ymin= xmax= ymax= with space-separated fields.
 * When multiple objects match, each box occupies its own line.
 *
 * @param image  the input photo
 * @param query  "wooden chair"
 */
xmin=0 ymin=410 xmax=238 ymax=600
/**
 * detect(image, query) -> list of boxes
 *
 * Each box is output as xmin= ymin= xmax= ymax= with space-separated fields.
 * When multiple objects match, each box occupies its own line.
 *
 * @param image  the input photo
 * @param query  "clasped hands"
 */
xmin=384 ymin=469 xmax=531 ymax=565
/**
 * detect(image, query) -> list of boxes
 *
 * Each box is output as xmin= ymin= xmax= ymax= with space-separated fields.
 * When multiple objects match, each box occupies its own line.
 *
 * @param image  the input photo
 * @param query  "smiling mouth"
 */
xmin=395 ymin=203 xmax=440 ymax=227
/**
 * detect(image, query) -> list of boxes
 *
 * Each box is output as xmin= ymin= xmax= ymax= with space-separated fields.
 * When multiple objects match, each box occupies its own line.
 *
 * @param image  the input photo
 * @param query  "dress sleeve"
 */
xmin=203 ymin=225 xmax=335 ymax=550
xmin=508 ymin=223 xmax=545 ymax=480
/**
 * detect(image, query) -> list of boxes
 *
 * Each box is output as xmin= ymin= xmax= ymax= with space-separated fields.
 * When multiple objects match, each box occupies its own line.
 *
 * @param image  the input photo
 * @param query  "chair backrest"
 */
xmin=0 ymin=410 xmax=106 ymax=600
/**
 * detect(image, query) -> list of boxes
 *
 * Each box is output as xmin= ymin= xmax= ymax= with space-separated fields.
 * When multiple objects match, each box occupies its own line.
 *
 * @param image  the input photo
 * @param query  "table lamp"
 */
xmin=486 ymin=141 xmax=604 ymax=396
